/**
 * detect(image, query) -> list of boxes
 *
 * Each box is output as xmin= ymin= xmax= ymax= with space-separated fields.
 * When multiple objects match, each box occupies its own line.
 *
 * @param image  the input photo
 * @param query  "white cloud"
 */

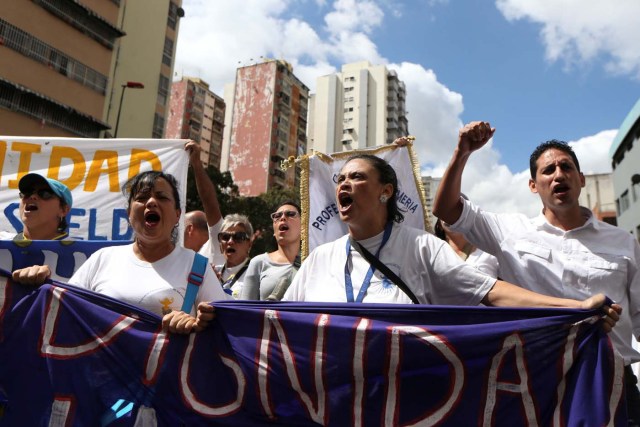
xmin=175 ymin=0 xmax=387 ymax=93
xmin=324 ymin=0 xmax=384 ymax=34
xmin=569 ymin=130 xmax=616 ymax=174
xmin=496 ymin=0 xmax=640 ymax=78
xmin=174 ymin=0 xmax=617 ymax=218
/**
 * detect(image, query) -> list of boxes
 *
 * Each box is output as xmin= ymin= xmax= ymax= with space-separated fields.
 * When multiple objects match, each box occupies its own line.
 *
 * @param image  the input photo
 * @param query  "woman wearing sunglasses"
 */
xmin=0 ymin=173 xmax=73 ymax=241
xmin=240 ymin=200 xmax=301 ymax=300
xmin=214 ymin=214 xmax=254 ymax=298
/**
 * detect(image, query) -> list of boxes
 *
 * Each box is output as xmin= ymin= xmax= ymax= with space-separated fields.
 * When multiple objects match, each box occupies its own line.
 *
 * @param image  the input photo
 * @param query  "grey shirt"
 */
xmin=240 ymin=253 xmax=297 ymax=300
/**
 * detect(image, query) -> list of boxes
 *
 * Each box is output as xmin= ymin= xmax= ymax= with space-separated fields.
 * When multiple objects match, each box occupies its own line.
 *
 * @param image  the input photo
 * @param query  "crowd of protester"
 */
xmin=4 ymin=122 xmax=639 ymax=422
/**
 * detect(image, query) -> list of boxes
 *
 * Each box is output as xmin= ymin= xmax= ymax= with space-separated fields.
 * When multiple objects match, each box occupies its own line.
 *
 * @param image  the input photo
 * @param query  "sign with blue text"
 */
xmin=300 ymin=143 xmax=429 ymax=258
xmin=0 ymin=137 xmax=188 ymax=240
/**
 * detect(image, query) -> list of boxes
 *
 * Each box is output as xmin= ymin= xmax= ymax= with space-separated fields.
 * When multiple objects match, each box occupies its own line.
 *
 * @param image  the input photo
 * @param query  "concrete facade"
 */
xmin=421 ymin=175 xmax=441 ymax=230
xmin=165 ymin=77 xmax=225 ymax=168
xmin=0 ymin=0 xmax=122 ymax=137
xmin=308 ymin=61 xmax=408 ymax=154
xmin=222 ymin=60 xmax=309 ymax=196
xmin=611 ymin=98 xmax=640 ymax=241
xmin=103 ymin=0 xmax=182 ymax=138
xmin=578 ymin=173 xmax=616 ymax=225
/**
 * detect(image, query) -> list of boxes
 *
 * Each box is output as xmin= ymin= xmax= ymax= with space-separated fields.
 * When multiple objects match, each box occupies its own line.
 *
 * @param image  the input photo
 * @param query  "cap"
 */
xmin=18 ymin=173 xmax=73 ymax=208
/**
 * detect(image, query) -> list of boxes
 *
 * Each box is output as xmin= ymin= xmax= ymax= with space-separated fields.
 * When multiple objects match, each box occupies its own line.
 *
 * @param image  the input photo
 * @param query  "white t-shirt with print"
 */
xmin=69 ymin=244 xmax=228 ymax=316
xmin=283 ymin=223 xmax=495 ymax=305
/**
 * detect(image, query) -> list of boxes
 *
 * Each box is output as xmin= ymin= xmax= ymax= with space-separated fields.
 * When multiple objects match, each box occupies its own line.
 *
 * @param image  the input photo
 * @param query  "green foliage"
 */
xmin=185 ymin=166 xmax=301 ymax=257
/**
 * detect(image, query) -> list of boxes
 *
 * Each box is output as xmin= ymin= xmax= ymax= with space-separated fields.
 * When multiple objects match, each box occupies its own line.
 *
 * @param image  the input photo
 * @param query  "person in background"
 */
xmin=183 ymin=210 xmax=209 ymax=252
xmin=433 ymin=120 xmax=640 ymax=424
xmin=0 ymin=173 xmax=72 ymax=241
xmin=214 ymin=214 xmax=254 ymax=298
xmin=240 ymin=201 xmax=301 ymax=301
xmin=184 ymin=141 xmax=224 ymax=266
xmin=433 ymin=218 xmax=498 ymax=278
xmin=12 ymin=171 xmax=228 ymax=334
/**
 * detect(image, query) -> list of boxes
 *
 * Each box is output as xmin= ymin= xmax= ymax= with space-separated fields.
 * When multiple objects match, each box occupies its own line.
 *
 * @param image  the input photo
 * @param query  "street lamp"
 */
xmin=114 ymin=81 xmax=144 ymax=138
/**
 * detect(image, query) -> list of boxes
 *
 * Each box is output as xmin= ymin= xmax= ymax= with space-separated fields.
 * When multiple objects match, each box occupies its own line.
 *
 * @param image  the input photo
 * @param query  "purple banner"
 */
xmin=0 ymin=269 xmax=625 ymax=426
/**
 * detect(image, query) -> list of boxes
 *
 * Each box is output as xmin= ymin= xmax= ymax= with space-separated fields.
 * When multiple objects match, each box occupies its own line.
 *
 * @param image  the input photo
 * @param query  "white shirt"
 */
xmin=283 ymin=223 xmax=495 ymax=305
xmin=69 ymin=244 xmax=228 ymax=316
xmin=450 ymin=197 xmax=640 ymax=364
xmin=198 ymin=218 xmax=224 ymax=266
xmin=215 ymin=258 xmax=250 ymax=299
xmin=466 ymin=248 xmax=499 ymax=278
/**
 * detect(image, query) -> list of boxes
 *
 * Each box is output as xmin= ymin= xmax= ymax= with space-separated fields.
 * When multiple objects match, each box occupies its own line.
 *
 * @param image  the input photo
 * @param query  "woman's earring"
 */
xmin=380 ymin=195 xmax=388 ymax=203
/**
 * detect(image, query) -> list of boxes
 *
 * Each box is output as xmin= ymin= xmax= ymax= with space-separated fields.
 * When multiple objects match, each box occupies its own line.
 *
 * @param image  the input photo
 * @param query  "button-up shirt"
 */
xmin=451 ymin=197 xmax=640 ymax=364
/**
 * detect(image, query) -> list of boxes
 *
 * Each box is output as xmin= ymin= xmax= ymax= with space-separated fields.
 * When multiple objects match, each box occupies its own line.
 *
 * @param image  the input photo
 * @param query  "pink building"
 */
xmin=224 ymin=60 xmax=309 ymax=196
xmin=165 ymin=77 xmax=225 ymax=168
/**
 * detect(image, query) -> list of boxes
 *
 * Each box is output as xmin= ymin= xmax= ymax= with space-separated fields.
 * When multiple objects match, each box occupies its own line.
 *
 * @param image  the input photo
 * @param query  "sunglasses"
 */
xmin=217 ymin=231 xmax=250 ymax=243
xmin=270 ymin=210 xmax=300 ymax=221
xmin=19 ymin=189 xmax=57 ymax=200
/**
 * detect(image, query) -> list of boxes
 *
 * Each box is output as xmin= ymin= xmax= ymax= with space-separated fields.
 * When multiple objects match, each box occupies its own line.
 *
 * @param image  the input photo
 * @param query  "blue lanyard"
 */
xmin=344 ymin=222 xmax=393 ymax=303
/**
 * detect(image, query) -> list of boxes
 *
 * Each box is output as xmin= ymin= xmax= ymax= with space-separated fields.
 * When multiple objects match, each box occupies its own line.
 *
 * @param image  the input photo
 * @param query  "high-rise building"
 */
xmin=0 ymin=0 xmax=122 ymax=137
xmin=222 ymin=59 xmax=309 ymax=196
xmin=578 ymin=173 xmax=616 ymax=225
xmin=421 ymin=175 xmax=441 ymax=230
xmin=103 ymin=0 xmax=183 ymax=138
xmin=308 ymin=61 xmax=408 ymax=154
xmin=611 ymin=98 xmax=640 ymax=241
xmin=165 ymin=77 xmax=225 ymax=168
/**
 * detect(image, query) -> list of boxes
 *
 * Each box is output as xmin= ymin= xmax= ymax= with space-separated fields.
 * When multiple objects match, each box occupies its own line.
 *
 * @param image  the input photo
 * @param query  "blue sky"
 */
xmin=175 ymin=0 xmax=640 ymax=215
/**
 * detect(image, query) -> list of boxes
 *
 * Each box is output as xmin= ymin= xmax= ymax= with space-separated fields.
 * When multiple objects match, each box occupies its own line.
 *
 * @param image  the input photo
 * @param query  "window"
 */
xmin=162 ymin=37 xmax=174 ymax=66
xmin=157 ymin=75 xmax=170 ymax=106
xmin=344 ymin=87 xmax=354 ymax=92
xmin=0 ymin=19 xmax=107 ymax=93
xmin=0 ymin=79 xmax=107 ymax=137
xmin=168 ymin=2 xmax=178 ymax=29
xmin=344 ymin=107 xmax=354 ymax=113
xmin=345 ymin=96 xmax=354 ymax=102
xmin=33 ymin=0 xmax=123 ymax=49
xmin=152 ymin=113 xmax=165 ymax=138
xmin=620 ymin=190 xmax=630 ymax=213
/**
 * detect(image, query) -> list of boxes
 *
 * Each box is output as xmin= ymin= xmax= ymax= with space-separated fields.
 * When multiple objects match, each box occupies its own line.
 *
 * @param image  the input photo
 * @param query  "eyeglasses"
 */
xmin=19 ymin=189 xmax=57 ymax=200
xmin=217 ymin=231 xmax=250 ymax=243
xmin=270 ymin=210 xmax=300 ymax=221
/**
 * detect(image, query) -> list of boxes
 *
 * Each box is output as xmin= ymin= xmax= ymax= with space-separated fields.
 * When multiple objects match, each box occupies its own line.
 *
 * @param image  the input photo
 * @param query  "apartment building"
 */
xmin=0 ymin=0 xmax=122 ymax=137
xmin=165 ymin=77 xmax=225 ymax=168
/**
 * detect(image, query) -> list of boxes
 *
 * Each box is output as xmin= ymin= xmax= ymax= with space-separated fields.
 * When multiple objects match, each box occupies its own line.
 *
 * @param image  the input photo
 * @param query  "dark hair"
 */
xmin=529 ymin=140 xmax=581 ymax=179
xmin=434 ymin=219 xmax=446 ymax=241
xmin=122 ymin=171 xmax=181 ymax=211
xmin=343 ymin=154 xmax=404 ymax=223
xmin=274 ymin=199 xmax=300 ymax=214
xmin=122 ymin=171 xmax=181 ymax=242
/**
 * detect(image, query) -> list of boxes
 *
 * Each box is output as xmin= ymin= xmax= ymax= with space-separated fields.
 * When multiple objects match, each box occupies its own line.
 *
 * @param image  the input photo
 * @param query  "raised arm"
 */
xmin=432 ymin=121 xmax=495 ymax=224
xmin=185 ymin=140 xmax=222 ymax=226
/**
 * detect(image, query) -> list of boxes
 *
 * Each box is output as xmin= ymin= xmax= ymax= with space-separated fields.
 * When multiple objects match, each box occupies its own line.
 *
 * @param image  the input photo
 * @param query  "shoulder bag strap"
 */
xmin=349 ymin=238 xmax=420 ymax=304
xmin=181 ymin=253 xmax=208 ymax=312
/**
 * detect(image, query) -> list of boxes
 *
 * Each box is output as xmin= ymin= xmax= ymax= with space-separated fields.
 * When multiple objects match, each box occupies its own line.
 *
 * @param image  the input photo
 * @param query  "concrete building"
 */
xmin=578 ymin=173 xmax=616 ymax=225
xmin=103 ymin=0 xmax=183 ymax=138
xmin=610 ymin=98 xmax=640 ymax=241
xmin=222 ymin=59 xmax=309 ymax=196
xmin=421 ymin=176 xmax=441 ymax=230
xmin=0 ymin=0 xmax=122 ymax=137
xmin=165 ymin=77 xmax=225 ymax=168
xmin=308 ymin=61 xmax=408 ymax=154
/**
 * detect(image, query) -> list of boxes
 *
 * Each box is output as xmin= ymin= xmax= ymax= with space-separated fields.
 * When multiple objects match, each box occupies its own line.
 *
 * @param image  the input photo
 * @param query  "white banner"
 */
xmin=300 ymin=144 xmax=429 ymax=258
xmin=0 ymin=137 xmax=188 ymax=240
